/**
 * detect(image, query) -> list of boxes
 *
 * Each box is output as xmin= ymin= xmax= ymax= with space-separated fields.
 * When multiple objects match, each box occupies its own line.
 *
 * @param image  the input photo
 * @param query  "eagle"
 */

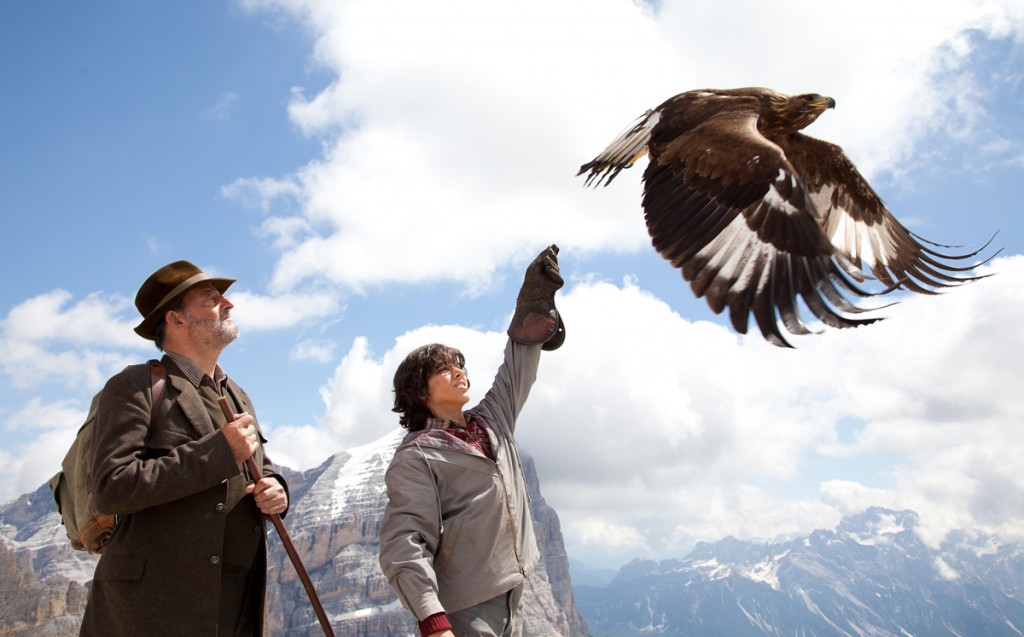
xmin=578 ymin=87 xmax=995 ymax=347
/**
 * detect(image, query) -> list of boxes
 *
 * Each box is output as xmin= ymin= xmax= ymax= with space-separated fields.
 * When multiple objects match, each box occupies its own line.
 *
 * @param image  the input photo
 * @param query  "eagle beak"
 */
xmin=812 ymin=97 xmax=836 ymax=109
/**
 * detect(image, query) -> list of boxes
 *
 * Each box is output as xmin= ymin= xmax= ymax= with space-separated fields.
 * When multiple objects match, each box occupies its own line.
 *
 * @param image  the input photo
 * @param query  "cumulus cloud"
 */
xmin=306 ymin=256 xmax=1024 ymax=560
xmin=221 ymin=175 xmax=303 ymax=215
xmin=2 ymin=397 xmax=86 ymax=497
xmin=0 ymin=285 xmax=343 ymax=391
xmin=0 ymin=281 xmax=347 ymax=502
xmin=228 ymin=289 xmax=343 ymax=332
xmin=232 ymin=0 xmax=1024 ymax=299
xmin=5 ymin=0 xmax=1021 ymax=565
xmin=0 ymin=291 xmax=144 ymax=390
xmin=3 ymin=290 xmax=138 ymax=347
xmin=290 ymin=338 xmax=338 ymax=363
xmin=233 ymin=0 xmax=1024 ymax=561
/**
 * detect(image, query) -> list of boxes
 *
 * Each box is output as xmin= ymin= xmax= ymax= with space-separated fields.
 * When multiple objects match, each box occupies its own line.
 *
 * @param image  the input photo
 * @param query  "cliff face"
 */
xmin=0 ymin=487 xmax=95 ymax=637
xmin=0 ymin=430 xmax=589 ymax=637
xmin=262 ymin=430 xmax=589 ymax=636
xmin=520 ymin=456 xmax=589 ymax=637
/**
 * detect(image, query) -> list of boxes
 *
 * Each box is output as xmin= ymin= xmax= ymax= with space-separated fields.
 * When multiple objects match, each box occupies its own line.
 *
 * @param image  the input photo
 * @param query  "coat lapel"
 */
xmin=167 ymin=374 xmax=216 ymax=438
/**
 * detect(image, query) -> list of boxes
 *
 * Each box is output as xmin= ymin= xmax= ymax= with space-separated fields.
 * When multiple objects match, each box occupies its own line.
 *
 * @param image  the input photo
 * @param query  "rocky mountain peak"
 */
xmin=575 ymin=506 xmax=1024 ymax=637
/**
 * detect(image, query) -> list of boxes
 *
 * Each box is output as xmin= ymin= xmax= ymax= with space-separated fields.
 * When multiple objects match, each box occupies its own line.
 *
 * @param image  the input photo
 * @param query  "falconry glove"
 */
xmin=508 ymin=244 xmax=565 ymax=351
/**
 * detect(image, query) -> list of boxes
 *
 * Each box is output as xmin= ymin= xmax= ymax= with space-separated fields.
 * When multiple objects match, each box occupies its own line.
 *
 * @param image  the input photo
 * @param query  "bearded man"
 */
xmin=80 ymin=260 xmax=288 ymax=637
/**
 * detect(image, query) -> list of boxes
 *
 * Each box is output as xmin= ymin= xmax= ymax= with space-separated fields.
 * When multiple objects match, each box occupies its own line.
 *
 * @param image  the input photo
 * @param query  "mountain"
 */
xmin=575 ymin=507 xmax=1024 ymax=636
xmin=9 ymin=441 xmax=1024 ymax=637
xmin=0 ymin=481 xmax=98 ymax=637
xmin=0 ymin=429 xmax=588 ymax=636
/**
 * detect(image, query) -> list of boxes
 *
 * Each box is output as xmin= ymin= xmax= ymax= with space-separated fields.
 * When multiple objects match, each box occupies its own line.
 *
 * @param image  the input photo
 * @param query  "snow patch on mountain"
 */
xmin=934 ymin=556 xmax=960 ymax=581
xmin=742 ymin=550 xmax=788 ymax=590
xmin=576 ymin=507 xmax=1024 ymax=637
xmin=328 ymin=429 xmax=399 ymax=516
xmin=692 ymin=557 xmax=731 ymax=580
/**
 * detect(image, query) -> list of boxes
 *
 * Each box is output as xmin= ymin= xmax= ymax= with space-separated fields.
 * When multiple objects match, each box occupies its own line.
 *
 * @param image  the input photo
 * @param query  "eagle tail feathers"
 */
xmin=577 ymin=109 xmax=660 ymax=187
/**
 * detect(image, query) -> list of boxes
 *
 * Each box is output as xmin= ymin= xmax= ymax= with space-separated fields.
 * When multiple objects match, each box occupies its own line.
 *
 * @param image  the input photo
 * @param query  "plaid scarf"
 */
xmin=421 ymin=414 xmax=495 ymax=460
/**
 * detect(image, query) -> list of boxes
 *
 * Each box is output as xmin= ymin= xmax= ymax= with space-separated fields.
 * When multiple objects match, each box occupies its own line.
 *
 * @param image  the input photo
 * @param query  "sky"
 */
xmin=2 ymin=0 xmax=1023 ymax=570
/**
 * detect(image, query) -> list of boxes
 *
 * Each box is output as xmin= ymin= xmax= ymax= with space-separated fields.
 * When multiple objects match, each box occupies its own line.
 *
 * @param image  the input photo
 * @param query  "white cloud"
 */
xmin=310 ymin=256 xmax=1024 ymax=559
xmin=290 ymin=338 xmax=337 ymax=363
xmin=0 ymin=291 xmax=145 ymax=390
xmin=267 ymin=327 xmax=505 ymax=470
xmin=570 ymin=518 xmax=650 ymax=555
xmin=221 ymin=175 xmax=302 ymax=214
xmin=204 ymin=91 xmax=239 ymax=121
xmin=228 ymin=289 xmax=343 ymax=332
xmin=5 ymin=0 xmax=1020 ymax=566
xmin=820 ymin=480 xmax=901 ymax=516
xmin=0 ymin=286 xmax=343 ymax=393
xmin=231 ymin=0 xmax=1024 ymax=300
xmin=1 ymin=396 xmax=87 ymax=499
xmin=257 ymin=422 xmax=335 ymax=476
xmin=2 ymin=396 xmax=87 ymax=434
xmin=3 ymin=290 xmax=138 ymax=347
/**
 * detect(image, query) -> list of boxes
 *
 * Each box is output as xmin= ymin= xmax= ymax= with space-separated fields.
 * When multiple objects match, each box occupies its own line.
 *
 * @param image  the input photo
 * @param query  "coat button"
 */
xmin=210 ymin=556 xmax=221 ymax=566
xmin=215 ymin=503 xmax=226 ymax=513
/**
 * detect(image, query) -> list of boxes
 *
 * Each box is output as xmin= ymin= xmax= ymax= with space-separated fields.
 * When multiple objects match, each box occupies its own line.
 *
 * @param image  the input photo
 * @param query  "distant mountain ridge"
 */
xmin=4 ymin=440 xmax=1023 ymax=637
xmin=575 ymin=507 xmax=1024 ymax=636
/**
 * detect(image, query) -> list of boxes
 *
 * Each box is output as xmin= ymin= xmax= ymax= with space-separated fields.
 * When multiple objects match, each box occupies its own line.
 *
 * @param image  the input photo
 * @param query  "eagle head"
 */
xmin=760 ymin=91 xmax=835 ymax=136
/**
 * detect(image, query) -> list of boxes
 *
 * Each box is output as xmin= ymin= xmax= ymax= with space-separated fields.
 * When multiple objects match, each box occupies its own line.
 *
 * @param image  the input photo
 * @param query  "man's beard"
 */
xmin=184 ymin=309 xmax=239 ymax=349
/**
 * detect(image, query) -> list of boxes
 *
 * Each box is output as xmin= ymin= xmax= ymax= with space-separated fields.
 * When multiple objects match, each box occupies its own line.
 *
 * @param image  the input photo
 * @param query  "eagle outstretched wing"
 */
xmin=779 ymin=133 xmax=994 ymax=293
xmin=578 ymin=87 xmax=996 ymax=347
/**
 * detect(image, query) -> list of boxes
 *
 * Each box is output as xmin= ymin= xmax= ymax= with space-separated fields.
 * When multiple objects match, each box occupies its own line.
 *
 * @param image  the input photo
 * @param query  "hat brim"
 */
xmin=134 ymin=277 xmax=235 ymax=340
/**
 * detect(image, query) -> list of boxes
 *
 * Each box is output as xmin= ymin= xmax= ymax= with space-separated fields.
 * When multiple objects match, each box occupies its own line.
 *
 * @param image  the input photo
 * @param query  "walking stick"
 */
xmin=218 ymin=397 xmax=336 ymax=637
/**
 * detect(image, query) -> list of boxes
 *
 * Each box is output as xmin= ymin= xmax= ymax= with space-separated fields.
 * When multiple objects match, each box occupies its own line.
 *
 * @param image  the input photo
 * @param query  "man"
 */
xmin=379 ymin=245 xmax=565 ymax=637
xmin=79 ymin=260 xmax=288 ymax=637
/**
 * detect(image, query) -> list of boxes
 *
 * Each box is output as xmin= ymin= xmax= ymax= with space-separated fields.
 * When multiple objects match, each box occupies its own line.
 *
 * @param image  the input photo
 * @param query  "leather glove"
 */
xmin=507 ymin=244 xmax=566 ymax=351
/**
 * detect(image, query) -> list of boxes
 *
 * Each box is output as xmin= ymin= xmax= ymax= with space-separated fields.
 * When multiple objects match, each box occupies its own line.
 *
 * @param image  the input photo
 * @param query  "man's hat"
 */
xmin=134 ymin=260 xmax=235 ymax=340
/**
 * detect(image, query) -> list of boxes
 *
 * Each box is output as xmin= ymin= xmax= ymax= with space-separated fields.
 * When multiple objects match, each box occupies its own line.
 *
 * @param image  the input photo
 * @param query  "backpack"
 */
xmin=49 ymin=360 xmax=166 ymax=553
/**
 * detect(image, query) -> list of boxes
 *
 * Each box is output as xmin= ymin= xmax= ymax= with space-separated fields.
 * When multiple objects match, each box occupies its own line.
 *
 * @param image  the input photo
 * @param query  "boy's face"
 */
xmin=426 ymin=363 xmax=470 ymax=413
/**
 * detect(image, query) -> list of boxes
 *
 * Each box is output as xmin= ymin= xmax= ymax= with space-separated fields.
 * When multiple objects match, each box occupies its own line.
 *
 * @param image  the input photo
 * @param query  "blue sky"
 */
xmin=2 ymin=0 xmax=1023 ymax=569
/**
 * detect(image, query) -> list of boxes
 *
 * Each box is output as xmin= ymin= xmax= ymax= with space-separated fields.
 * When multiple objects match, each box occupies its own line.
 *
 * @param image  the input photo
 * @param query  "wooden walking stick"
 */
xmin=218 ymin=397 xmax=336 ymax=637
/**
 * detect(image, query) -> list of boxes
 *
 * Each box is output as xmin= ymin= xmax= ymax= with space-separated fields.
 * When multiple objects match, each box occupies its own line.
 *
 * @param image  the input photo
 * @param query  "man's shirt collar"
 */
xmin=165 ymin=351 xmax=228 ymax=389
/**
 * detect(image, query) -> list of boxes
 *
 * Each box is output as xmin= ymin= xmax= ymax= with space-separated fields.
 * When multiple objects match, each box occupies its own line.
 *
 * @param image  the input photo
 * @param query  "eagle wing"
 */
xmin=778 ymin=133 xmax=995 ymax=293
xmin=642 ymin=103 xmax=880 ymax=347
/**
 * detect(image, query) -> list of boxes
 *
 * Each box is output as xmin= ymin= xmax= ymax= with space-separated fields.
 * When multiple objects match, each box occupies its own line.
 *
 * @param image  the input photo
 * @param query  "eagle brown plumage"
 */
xmin=578 ymin=87 xmax=995 ymax=347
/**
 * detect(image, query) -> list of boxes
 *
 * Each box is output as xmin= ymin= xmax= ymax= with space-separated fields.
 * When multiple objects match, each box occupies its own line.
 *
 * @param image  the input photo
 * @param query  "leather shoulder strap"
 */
xmin=147 ymin=360 xmax=167 ymax=429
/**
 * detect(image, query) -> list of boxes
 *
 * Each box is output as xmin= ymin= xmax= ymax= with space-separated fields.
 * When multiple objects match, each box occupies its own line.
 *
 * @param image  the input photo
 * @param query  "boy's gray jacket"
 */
xmin=378 ymin=340 xmax=542 ymax=620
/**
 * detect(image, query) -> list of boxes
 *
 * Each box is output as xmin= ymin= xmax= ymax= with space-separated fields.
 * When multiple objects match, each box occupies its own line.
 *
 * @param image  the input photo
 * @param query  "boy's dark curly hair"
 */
xmin=392 ymin=343 xmax=469 ymax=431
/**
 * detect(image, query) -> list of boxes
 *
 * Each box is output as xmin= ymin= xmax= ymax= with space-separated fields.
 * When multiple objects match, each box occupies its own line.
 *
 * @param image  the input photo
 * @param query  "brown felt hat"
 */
xmin=134 ymin=260 xmax=235 ymax=340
